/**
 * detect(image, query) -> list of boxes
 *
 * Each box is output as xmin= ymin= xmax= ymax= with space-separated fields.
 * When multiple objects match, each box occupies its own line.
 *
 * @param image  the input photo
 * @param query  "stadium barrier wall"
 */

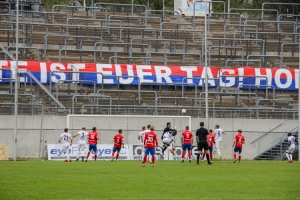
xmin=0 ymin=115 xmax=298 ymax=160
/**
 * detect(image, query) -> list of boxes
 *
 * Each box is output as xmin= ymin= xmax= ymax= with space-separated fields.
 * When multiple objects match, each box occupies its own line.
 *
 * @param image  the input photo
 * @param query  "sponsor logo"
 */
xmin=132 ymin=145 xmax=164 ymax=160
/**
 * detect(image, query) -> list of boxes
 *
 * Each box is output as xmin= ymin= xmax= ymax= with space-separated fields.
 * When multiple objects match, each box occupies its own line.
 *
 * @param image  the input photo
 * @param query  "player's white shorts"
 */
xmin=163 ymin=138 xmax=173 ymax=144
xmin=62 ymin=145 xmax=70 ymax=153
xmin=215 ymin=138 xmax=222 ymax=149
xmin=78 ymin=143 xmax=86 ymax=151
xmin=286 ymin=145 xmax=295 ymax=154
xmin=140 ymin=143 xmax=144 ymax=150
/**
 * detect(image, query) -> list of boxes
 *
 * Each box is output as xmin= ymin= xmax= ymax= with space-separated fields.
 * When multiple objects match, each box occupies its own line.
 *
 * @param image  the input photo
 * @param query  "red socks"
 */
xmin=182 ymin=151 xmax=185 ymax=159
xmin=238 ymin=156 xmax=241 ymax=162
xmin=86 ymin=152 xmax=90 ymax=159
xmin=188 ymin=151 xmax=191 ymax=160
xmin=143 ymin=155 xmax=147 ymax=163
xmin=202 ymin=152 xmax=206 ymax=160
xmin=112 ymin=152 xmax=115 ymax=157
xmin=116 ymin=154 xmax=119 ymax=160
xmin=210 ymin=152 xmax=213 ymax=161
xmin=94 ymin=154 xmax=97 ymax=161
xmin=234 ymin=153 xmax=236 ymax=160
xmin=151 ymin=155 xmax=155 ymax=164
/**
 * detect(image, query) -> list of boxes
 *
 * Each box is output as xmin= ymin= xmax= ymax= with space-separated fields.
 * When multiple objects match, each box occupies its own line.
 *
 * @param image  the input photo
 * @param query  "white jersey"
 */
xmin=60 ymin=133 xmax=72 ymax=146
xmin=163 ymin=131 xmax=172 ymax=139
xmin=77 ymin=130 xmax=88 ymax=144
xmin=288 ymin=136 xmax=296 ymax=147
xmin=214 ymin=128 xmax=224 ymax=139
xmin=144 ymin=129 xmax=150 ymax=136
xmin=138 ymin=130 xmax=146 ymax=144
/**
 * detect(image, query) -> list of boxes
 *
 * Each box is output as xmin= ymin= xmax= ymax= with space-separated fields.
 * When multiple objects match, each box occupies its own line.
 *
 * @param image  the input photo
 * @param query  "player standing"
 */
xmin=143 ymin=126 xmax=158 ymax=167
xmin=286 ymin=132 xmax=298 ymax=163
xmin=85 ymin=127 xmax=99 ymax=162
xmin=144 ymin=124 xmax=151 ymax=162
xmin=201 ymin=129 xmax=215 ymax=163
xmin=138 ymin=126 xmax=146 ymax=159
xmin=232 ymin=129 xmax=245 ymax=163
xmin=214 ymin=124 xmax=226 ymax=160
xmin=181 ymin=126 xmax=193 ymax=163
xmin=112 ymin=129 xmax=124 ymax=162
xmin=58 ymin=128 xmax=72 ymax=162
xmin=73 ymin=126 xmax=88 ymax=162
xmin=196 ymin=122 xmax=212 ymax=165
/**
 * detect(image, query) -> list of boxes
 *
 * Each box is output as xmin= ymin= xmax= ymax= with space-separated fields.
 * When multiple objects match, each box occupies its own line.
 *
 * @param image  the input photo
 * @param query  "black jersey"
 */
xmin=196 ymin=127 xmax=208 ymax=142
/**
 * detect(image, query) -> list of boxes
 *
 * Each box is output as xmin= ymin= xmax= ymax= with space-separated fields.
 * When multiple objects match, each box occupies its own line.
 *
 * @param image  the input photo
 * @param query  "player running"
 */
xmin=286 ymin=132 xmax=298 ymax=163
xmin=214 ymin=124 xmax=225 ymax=160
xmin=143 ymin=126 xmax=158 ymax=167
xmin=58 ymin=128 xmax=73 ymax=162
xmin=181 ymin=126 xmax=193 ymax=163
xmin=201 ymin=129 xmax=215 ymax=163
xmin=111 ymin=129 xmax=124 ymax=162
xmin=85 ymin=127 xmax=99 ymax=162
xmin=233 ymin=129 xmax=245 ymax=163
xmin=73 ymin=126 xmax=88 ymax=162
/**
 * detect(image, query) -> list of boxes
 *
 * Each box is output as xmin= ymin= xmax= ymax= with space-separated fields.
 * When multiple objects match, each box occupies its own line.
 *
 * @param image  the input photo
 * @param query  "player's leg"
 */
xmin=196 ymin=143 xmax=202 ymax=165
xmin=187 ymin=145 xmax=192 ymax=163
xmin=93 ymin=145 xmax=97 ymax=161
xmin=85 ymin=145 xmax=92 ymax=161
xmin=143 ymin=148 xmax=150 ymax=166
xmin=288 ymin=146 xmax=295 ymax=163
xmin=217 ymin=139 xmax=222 ymax=159
xmin=150 ymin=148 xmax=155 ymax=167
xmin=115 ymin=148 xmax=121 ymax=161
xmin=233 ymin=147 xmax=237 ymax=163
xmin=111 ymin=147 xmax=116 ymax=162
xmin=76 ymin=144 xmax=82 ymax=161
xmin=238 ymin=148 xmax=242 ymax=163
xmin=209 ymin=147 xmax=213 ymax=162
xmin=181 ymin=144 xmax=186 ymax=163
xmin=204 ymin=144 xmax=212 ymax=164
xmin=63 ymin=145 xmax=70 ymax=162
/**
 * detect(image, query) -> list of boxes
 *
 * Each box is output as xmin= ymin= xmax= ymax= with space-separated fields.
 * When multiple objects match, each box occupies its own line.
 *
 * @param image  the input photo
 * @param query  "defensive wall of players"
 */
xmin=0 ymin=115 xmax=297 ymax=160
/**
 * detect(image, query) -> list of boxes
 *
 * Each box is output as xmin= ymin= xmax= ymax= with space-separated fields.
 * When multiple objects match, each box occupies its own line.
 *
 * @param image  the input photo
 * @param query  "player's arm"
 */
xmin=122 ymin=138 xmax=124 ymax=148
xmin=70 ymin=136 xmax=73 ymax=146
xmin=295 ymin=138 xmax=299 ymax=145
xmin=73 ymin=133 xmax=79 ymax=138
xmin=232 ymin=137 xmax=236 ymax=147
xmin=222 ymin=131 xmax=226 ymax=135
xmin=181 ymin=134 xmax=184 ymax=145
xmin=58 ymin=137 xmax=62 ymax=144
xmin=191 ymin=134 xmax=193 ymax=145
xmin=155 ymin=137 xmax=158 ymax=149
xmin=138 ymin=133 xmax=141 ymax=140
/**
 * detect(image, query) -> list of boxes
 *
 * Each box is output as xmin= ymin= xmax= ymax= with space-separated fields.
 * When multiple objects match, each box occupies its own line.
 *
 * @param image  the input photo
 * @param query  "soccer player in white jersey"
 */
xmin=58 ymin=128 xmax=73 ymax=162
xmin=213 ymin=124 xmax=225 ymax=160
xmin=138 ymin=126 xmax=146 ymax=158
xmin=73 ymin=126 xmax=88 ymax=162
xmin=286 ymin=132 xmax=298 ymax=163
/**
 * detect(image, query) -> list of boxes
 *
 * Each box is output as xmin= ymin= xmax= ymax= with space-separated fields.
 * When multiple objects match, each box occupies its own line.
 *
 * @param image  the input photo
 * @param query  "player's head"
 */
xmin=82 ymin=126 xmax=86 ymax=131
xmin=238 ymin=129 xmax=242 ymax=133
xmin=200 ymin=122 xmax=204 ymax=127
xmin=287 ymin=132 xmax=292 ymax=136
xmin=215 ymin=124 xmax=219 ymax=128
xmin=150 ymin=126 xmax=155 ymax=131
xmin=118 ymin=129 xmax=122 ymax=134
xmin=147 ymin=124 xmax=151 ymax=129
xmin=92 ymin=127 xmax=96 ymax=131
xmin=209 ymin=129 xmax=213 ymax=133
xmin=64 ymin=128 xmax=68 ymax=132
xmin=166 ymin=122 xmax=171 ymax=127
xmin=142 ymin=126 xmax=146 ymax=130
xmin=186 ymin=126 xmax=189 ymax=130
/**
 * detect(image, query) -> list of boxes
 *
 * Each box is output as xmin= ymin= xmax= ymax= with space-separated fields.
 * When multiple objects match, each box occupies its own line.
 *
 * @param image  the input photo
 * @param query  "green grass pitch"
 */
xmin=0 ymin=160 xmax=299 ymax=200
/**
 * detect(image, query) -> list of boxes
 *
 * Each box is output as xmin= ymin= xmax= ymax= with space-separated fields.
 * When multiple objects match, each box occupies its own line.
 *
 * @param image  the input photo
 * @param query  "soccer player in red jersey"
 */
xmin=85 ymin=127 xmax=99 ymax=162
xmin=111 ymin=129 xmax=124 ymax=162
xmin=181 ymin=126 xmax=193 ymax=163
xmin=202 ymin=129 xmax=216 ymax=163
xmin=143 ymin=126 xmax=158 ymax=167
xmin=232 ymin=129 xmax=245 ymax=163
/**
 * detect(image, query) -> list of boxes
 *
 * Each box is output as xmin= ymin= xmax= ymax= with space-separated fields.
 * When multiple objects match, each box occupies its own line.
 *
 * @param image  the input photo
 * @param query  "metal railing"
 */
xmin=7 ymin=46 xmax=41 ymax=61
xmin=225 ymin=59 xmax=261 ymax=68
xmin=108 ymin=15 xmax=162 ymax=29
xmin=208 ymin=46 xmax=244 ymax=66
xmin=55 ymin=80 xmax=96 ymax=98
xmin=109 ymin=56 xmax=165 ymax=65
xmin=250 ymin=123 xmax=283 ymax=144
xmin=72 ymin=94 xmax=112 ymax=114
xmin=146 ymin=52 xmax=201 ymax=66
xmin=193 ymin=0 xmax=226 ymax=20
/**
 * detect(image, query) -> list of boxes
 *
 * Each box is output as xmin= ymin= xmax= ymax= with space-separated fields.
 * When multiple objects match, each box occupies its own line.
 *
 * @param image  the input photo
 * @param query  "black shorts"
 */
xmin=197 ymin=140 xmax=208 ymax=151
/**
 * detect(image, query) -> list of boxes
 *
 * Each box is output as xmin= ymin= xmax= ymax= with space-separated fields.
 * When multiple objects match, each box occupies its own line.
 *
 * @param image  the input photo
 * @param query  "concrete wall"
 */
xmin=0 ymin=115 xmax=297 ymax=160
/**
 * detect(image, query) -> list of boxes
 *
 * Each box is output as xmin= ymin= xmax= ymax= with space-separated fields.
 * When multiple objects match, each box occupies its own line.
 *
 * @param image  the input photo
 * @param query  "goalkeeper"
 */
xmin=161 ymin=122 xmax=177 ymax=156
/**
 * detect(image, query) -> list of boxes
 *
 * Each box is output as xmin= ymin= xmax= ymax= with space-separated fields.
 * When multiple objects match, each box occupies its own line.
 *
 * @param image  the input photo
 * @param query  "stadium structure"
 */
xmin=0 ymin=0 xmax=298 ymax=161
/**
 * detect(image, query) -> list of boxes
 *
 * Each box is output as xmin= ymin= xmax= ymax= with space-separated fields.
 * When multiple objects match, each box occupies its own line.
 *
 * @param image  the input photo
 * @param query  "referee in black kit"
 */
xmin=196 ymin=122 xmax=213 ymax=165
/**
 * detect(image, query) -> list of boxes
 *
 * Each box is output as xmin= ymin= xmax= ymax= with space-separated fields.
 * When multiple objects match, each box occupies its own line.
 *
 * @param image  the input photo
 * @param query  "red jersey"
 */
xmin=181 ymin=130 xmax=193 ymax=144
xmin=207 ymin=133 xmax=215 ymax=147
xmin=234 ymin=134 xmax=245 ymax=148
xmin=144 ymin=131 xmax=158 ymax=148
xmin=88 ymin=131 xmax=99 ymax=144
xmin=113 ymin=134 xmax=124 ymax=148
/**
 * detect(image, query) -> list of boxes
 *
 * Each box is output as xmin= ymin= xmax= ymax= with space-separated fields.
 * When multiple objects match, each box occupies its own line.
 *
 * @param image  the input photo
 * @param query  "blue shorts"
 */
xmin=144 ymin=148 xmax=156 ymax=156
xmin=208 ymin=146 xmax=213 ymax=153
xmin=234 ymin=147 xmax=242 ymax=153
xmin=182 ymin=144 xmax=192 ymax=151
xmin=89 ymin=144 xmax=97 ymax=153
xmin=113 ymin=147 xmax=121 ymax=153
